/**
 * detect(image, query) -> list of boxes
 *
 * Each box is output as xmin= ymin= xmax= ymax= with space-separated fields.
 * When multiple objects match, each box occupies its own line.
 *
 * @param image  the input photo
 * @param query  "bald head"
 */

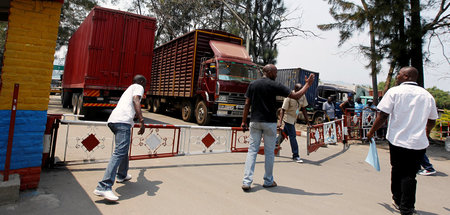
xmin=294 ymin=83 xmax=302 ymax=92
xmin=262 ymin=64 xmax=277 ymax=80
xmin=396 ymin=66 xmax=418 ymax=85
xmin=133 ymin=74 xmax=147 ymax=87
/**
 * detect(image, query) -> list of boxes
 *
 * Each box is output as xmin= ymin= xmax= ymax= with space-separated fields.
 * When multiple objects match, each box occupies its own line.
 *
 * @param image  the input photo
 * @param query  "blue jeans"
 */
xmin=420 ymin=153 xmax=435 ymax=171
xmin=243 ymin=122 xmax=277 ymax=187
xmin=283 ymin=123 xmax=299 ymax=159
xmin=96 ymin=123 xmax=132 ymax=191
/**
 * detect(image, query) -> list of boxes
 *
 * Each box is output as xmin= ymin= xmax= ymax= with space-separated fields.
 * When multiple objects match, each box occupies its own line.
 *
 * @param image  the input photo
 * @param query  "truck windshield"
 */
xmin=217 ymin=61 xmax=258 ymax=82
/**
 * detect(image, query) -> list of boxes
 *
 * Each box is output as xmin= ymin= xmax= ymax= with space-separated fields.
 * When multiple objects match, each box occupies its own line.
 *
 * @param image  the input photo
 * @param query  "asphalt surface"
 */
xmin=1 ymin=96 xmax=449 ymax=215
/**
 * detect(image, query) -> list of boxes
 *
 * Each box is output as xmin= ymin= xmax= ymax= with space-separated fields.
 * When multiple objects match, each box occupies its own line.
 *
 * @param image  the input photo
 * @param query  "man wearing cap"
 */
xmin=367 ymin=66 xmax=438 ymax=215
xmin=339 ymin=93 xmax=355 ymax=114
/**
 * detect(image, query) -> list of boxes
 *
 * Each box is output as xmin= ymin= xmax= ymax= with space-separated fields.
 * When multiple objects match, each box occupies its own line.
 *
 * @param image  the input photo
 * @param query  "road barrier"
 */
xmin=53 ymin=116 xmax=260 ymax=165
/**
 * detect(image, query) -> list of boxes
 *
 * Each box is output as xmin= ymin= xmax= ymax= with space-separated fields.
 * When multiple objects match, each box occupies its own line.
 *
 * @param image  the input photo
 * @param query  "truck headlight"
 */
xmin=217 ymin=95 xmax=228 ymax=102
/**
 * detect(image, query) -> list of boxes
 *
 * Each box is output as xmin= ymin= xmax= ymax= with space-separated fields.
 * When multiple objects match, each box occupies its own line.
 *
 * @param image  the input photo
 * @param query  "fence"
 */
xmin=50 ymin=109 xmax=390 ymax=165
xmin=433 ymin=120 xmax=450 ymax=140
xmin=52 ymin=116 xmax=257 ymax=165
xmin=306 ymin=109 xmax=385 ymax=155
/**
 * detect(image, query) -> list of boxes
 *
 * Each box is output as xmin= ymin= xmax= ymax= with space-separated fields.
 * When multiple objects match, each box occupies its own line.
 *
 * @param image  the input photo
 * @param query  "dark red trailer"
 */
xmin=61 ymin=7 xmax=156 ymax=116
xmin=148 ymin=30 xmax=258 ymax=125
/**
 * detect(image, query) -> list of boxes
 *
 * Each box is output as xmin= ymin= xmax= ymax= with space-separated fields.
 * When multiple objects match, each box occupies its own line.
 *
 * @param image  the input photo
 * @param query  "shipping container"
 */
xmin=61 ymin=7 xmax=156 ymax=116
xmin=148 ymin=29 xmax=258 ymax=125
xmin=276 ymin=68 xmax=320 ymax=107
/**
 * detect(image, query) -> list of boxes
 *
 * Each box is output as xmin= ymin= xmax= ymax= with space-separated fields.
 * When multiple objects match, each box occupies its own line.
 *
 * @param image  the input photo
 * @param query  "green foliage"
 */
xmin=0 ymin=21 xmax=7 ymax=72
xmin=427 ymin=86 xmax=450 ymax=109
xmin=377 ymin=78 xmax=395 ymax=91
xmin=57 ymin=0 xmax=97 ymax=50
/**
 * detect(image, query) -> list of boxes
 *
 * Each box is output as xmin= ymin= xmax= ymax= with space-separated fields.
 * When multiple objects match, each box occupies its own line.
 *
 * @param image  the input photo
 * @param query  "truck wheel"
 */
xmin=181 ymin=100 xmax=195 ymax=122
xmin=314 ymin=115 xmax=324 ymax=125
xmin=61 ymin=90 xmax=72 ymax=108
xmin=72 ymin=93 xmax=79 ymax=114
xmin=152 ymin=98 xmax=161 ymax=113
xmin=195 ymin=100 xmax=211 ymax=125
xmin=76 ymin=95 xmax=86 ymax=117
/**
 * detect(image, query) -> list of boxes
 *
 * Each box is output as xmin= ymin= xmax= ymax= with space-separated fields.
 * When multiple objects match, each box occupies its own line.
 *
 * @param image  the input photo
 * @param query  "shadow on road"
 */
xmin=0 ymin=167 xmax=102 ymax=215
xmin=114 ymin=169 xmax=162 ymax=201
xmin=248 ymin=184 xmax=342 ymax=196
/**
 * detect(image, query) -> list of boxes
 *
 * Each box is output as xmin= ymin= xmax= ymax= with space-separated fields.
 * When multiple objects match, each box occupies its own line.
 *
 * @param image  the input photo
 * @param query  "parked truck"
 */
xmin=148 ymin=29 xmax=259 ymax=125
xmin=61 ymin=7 xmax=156 ymax=116
xmin=312 ymin=84 xmax=354 ymax=123
xmin=274 ymin=68 xmax=320 ymax=123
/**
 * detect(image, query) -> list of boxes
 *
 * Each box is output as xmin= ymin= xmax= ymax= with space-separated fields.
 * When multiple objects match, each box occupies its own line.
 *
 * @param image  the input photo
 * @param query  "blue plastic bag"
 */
xmin=365 ymin=138 xmax=380 ymax=171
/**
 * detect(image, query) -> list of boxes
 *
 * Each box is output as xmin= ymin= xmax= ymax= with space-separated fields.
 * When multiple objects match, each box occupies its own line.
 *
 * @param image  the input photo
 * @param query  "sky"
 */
xmin=59 ymin=0 xmax=449 ymax=91
xmin=276 ymin=0 xmax=450 ymax=91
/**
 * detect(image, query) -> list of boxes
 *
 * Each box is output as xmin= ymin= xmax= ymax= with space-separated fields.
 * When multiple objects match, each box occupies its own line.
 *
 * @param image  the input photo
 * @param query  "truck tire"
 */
xmin=181 ymin=100 xmax=195 ymax=122
xmin=61 ymin=90 xmax=72 ymax=108
xmin=195 ymin=100 xmax=211 ymax=125
xmin=314 ymin=114 xmax=324 ymax=125
xmin=72 ymin=93 xmax=79 ymax=114
xmin=76 ymin=95 xmax=86 ymax=117
xmin=152 ymin=98 xmax=162 ymax=113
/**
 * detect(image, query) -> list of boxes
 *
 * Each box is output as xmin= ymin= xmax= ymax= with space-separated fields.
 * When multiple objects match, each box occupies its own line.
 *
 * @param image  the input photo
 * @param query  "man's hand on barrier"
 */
xmin=138 ymin=121 xmax=145 ymax=135
xmin=241 ymin=122 xmax=249 ymax=132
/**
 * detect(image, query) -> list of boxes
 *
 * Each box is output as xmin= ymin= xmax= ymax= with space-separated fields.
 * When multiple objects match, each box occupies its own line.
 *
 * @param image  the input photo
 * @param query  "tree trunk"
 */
xmin=410 ymin=0 xmax=424 ymax=87
xmin=369 ymin=21 xmax=379 ymax=105
xmin=362 ymin=0 xmax=379 ymax=105
xmin=396 ymin=2 xmax=408 ymax=67
xmin=384 ymin=61 xmax=396 ymax=94
xmin=219 ymin=1 xmax=224 ymax=31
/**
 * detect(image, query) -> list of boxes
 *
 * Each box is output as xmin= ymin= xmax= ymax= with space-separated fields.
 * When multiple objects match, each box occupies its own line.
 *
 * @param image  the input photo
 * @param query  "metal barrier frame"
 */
xmin=56 ymin=117 xmax=256 ymax=165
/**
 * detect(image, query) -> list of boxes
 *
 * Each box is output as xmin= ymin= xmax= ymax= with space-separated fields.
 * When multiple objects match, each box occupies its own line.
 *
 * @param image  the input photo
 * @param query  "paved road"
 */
xmin=1 ymin=96 xmax=449 ymax=215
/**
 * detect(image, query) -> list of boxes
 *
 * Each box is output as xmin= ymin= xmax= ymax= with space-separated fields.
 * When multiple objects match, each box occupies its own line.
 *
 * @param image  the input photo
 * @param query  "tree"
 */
xmin=57 ymin=0 xmax=97 ymax=50
xmin=128 ymin=0 xmax=315 ymax=65
xmin=0 ymin=22 xmax=7 ymax=72
xmin=427 ymin=86 xmax=450 ymax=109
xmin=318 ymin=0 xmax=381 ymax=104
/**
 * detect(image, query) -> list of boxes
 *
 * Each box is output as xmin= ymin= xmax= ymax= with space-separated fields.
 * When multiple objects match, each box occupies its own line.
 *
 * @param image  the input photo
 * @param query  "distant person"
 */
xmin=94 ymin=75 xmax=147 ymax=201
xmin=418 ymin=153 xmax=436 ymax=176
xmin=241 ymin=64 xmax=315 ymax=192
xmin=355 ymin=97 xmax=364 ymax=116
xmin=363 ymin=99 xmax=377 ymax=112
xmin=278 ymin=83 xmax=310 ymax=163
xmin=339 ymin=93 xmax=355 ymax=114
xmin=323 ymin=96 xmax=336 ymax=122
xmin=367 ymin=66 xmax=438 ymax=215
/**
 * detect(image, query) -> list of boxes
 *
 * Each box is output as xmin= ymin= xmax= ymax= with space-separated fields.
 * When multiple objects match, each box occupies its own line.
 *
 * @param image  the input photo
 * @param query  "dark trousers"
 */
xmin=389 ymin=142 xmax=425 ymax=215
xmin=283 ymin=123 xmax=299 ymax=159
xmin=420 ymin=154 xmax=435 ymax=171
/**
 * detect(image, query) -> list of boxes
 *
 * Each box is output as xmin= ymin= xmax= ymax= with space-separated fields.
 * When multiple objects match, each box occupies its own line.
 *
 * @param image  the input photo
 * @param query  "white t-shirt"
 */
xmin=108 ymin=84 xmax=144 ymax=125
xmin=377 ymin=82 xmax=438 ymax=150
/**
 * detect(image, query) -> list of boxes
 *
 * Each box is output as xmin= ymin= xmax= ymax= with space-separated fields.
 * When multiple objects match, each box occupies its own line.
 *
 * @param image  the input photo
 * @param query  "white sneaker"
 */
xmin=116 ymin=174 xmax=132 ymax=183
xmin=293 ymin=157 xmax=304 ymax=163
xmin=93 ymin=189 xmax=119 ymax=201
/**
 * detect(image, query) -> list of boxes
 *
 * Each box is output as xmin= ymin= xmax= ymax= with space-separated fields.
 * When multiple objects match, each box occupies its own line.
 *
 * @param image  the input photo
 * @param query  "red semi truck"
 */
xmin=61 ymin=7 xmax=156 ymax=116
xmin=148 ymin=29 xmax=258 ymax=125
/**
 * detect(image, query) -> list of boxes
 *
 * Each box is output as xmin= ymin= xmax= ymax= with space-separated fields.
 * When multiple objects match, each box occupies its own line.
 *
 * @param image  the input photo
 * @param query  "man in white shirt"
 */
xmin=278 ymin=83 xmax=310 ymax=163
xmin=94 ymin=75 xmax=147 ymax=201
xmin=323 ymin=96 xmax=335 ymax=122
xmin=367 ymin=67 xmax=438 ymax=215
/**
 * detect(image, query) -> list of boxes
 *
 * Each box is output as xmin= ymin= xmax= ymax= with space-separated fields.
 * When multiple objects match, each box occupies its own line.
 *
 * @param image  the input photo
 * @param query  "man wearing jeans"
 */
xmin=278 ymin=83 xmax=310 ymax=163
xmin=241 ymin=64 xmax=315 ymax=191
xmin=367 ymin=67 xmax=438 ymax=215
xmin=94 ymin=75 xmax=147 ymax=201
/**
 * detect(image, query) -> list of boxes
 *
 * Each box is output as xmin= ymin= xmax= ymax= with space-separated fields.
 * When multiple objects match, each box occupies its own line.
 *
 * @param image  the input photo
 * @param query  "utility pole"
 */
xmin=219 ymin=0 xmax=252 ymax=53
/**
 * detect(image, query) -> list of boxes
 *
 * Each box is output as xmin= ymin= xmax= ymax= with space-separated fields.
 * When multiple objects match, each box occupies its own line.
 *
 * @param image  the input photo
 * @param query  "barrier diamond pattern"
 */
xmin=202 ymin=133 xmax=216 ymax=148
xmin=81 ymin=134 xmax=100 ymax=152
